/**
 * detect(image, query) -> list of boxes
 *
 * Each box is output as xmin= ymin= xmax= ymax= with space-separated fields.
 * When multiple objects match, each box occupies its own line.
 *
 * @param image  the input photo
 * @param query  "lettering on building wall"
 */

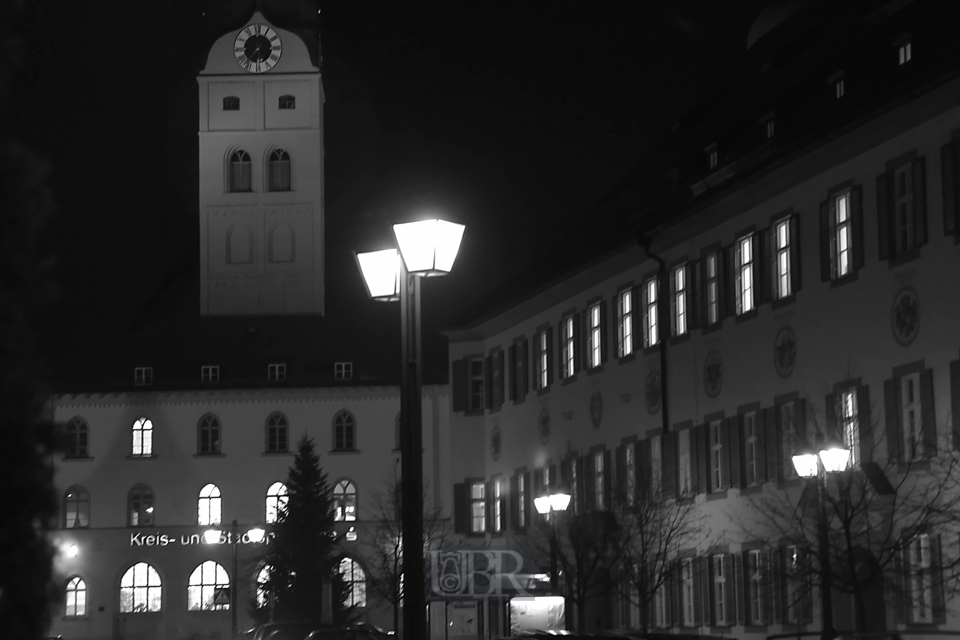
xmin=129 ymin=531 xmax=273 ymax=547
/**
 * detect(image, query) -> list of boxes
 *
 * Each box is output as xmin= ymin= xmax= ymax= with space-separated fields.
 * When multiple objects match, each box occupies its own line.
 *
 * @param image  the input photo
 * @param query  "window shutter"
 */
xmin=599 ymin=300 xmax=609 ymax=363
xmin=771 ymin=548 xmax=783 ymax=624
xmin=723 ymin=417 xmax=737 ymax=490
xmin=852 ymin=185 xmax=865 ymax=270
xmin=497 ymin=352 xmax=505 ymax=406
xmin=893 ymin=546 xmax=907 ymax=624
xmin=452 ymin=359 xmax=467 ymax=412
xmin=662 ymin=431 xmax=678 ymax=500
xmin=546 ymin=328 xmax=554 ymax=385
xmin=584 ymin=454 xmax=596 ymax=512
xmin=671 ymin=561 xmax=682 ymax=628
xmin=877 ymin=171 xmax=894 ymax=260
xmin=913 ymin=156 xmax=928 ymax=246
xmin=484 ymin=355 xmax=493 ymax=410
xmin=687 ymin=262 xmax=700 ymax=330
xmin=520 ymin=339 xmax=529 ymax=396
xmin=534 ymin=467 xmax=544 ymax=500
xmin=636 ymin=439 xmax=650 ymax=502
xmin=763 ymin=407 xmax=780 ymax=481
xmin=575 ymin=456 xmax=586 ymax=513
xmin=454 ymin=482 xmax=470 ymax=534
xmin=510 ymin=474 xmax=520 ymax=532
xmin=825 ymin=392 xmax=838 ymax=440
xmin=572 ymin=312 xmax=582 ymax=374
xmin=789 ymin=214 xmax=801 ymax=294
xmin=796 ymin=398 xmax=808 ymax=443
xmin=691 ymin=424 xmax=704 ymax=494
xmin=932 ymin=534 xmax=946 ymax=623
xmin=698 ymin=258 xmax=709 ymax=326
xmin=884 ymin=378 xmax=901 ymax=463
xmin=723 ymin=246 xmax=735 ymax=318
xmin=603 ymin=449 xmax=612 ymax=509
xmin=819 ymin=199 xmax=832 ymax=282
xmin=523 ymin=471 xmax=532 ymax=527
xmin=735 ymin=553 xmax=746 ymax=625
xmin=920 ymin=369 xmax=937 ymax=456
xmin=757 ymin=230 xmax=770 ymax=305
xmin=857 ymin=385 xmax=872 ymax=464
xmin=951 ymin=360 xmax=960 ymax=449
xmin=723 ymin=554 xmax=734 ymax=625
xmin=692 ymin=557 xmax=703 ymax=625
xmin=507 ymin=346 xmax=517 ymax=402
xmin=762 ymin=550 xmax=774 ymax=624
xmin=941 ymin=142 xmax=959 ymax=236
xmin=615 ymin=445 xmax=626 ymax=506
xmin=754 ymin=411 xmax=767 ymax=484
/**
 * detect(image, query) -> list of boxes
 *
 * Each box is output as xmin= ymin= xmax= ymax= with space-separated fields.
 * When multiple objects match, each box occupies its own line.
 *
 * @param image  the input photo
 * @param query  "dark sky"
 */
xmin=10 ymin=1 xmax=762 ymax=357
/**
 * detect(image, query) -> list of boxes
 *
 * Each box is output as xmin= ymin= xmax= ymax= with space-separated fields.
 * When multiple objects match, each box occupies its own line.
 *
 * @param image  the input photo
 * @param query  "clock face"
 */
xmin=234 ymin=24 xmax=282 ymax=74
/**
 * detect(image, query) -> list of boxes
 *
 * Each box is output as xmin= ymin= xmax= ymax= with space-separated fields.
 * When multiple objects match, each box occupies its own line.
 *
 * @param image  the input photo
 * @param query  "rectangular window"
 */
xmin=711 ymin=420 xmax=724 ymax=491
xmin=840 ymin=389 xmax=860 ymax=468
xmin=561 ymin=316 xmax=576 ymax=379
xmin=654 ymin=561 xmax=669 ymax=627
xmin=909 ymin=534 xmax=934 ymax=623
xmin=470 ymin=482 xmax=486 ymax=533
xmin=518 ymin=474 xmax=526 ymax=528
xmin=894 ymin=164 xmax=915 ymax=255
xmin=535 ymin=330 xmax=549 ymax=390
xmin=705 ymin=253 xmax=719 ymax=325
xmin=708 ymin=149 xmax=718 ymax=169
xmin=672 ymin=265 xmax=688 ymax=336
xmin=643 ymin=277 xmax=658 ymax=348
xmin=201 ymin=365 xmax=219 ymax=384
xmin=832 ymin=191 xmax=853 ymax=278
xmin=650 ymin=434 xmax=662 ymax=499
xmin=587 ymin=302 xmax=602 ymax=368
xmin=899 ymin=41 xmax=912 ymax=65
xmin=774 ymin=217 xmax=792 ymax=299
xmin=678 ymin=429 xmax=691 ymax=497
xmin=493 ymin=479 xmax=503 ymax=533
xmin=681 ymin=558 xmax=695 ymax=626
xmin=744 ymin=411 xmax=758 ymax=486
xmin=268 ymin=363 xmax=286 ymax=382
xmin=334 ymin=361 xmax=353 ymax=381
xmin=624 ymin=444 xmax=636 ymax=505
xmin=134 ymin=367 xmax=153 ymax=386
xmin=735 ymin=234 xmax=755 ymax=315
xmin=468 ymin=357 xmax=484 ymax=411
xmin=766 ymin=119 xmax=775 ymax=139
xmin=748 ymin=549 xmax=768 ymax=624
xmin=617 ymin=289 xmax=634 ymax=357
xmin=713 ymin=555 xmax=728 ymax=626
xmin=902 ymin=372 xmax=922 ymax=460
xmin=835 ymin=78 xmax=845 ymax=99
xmin=490 ymin=351 xmax=504 ymax=408
xmin=593 ymin=451 xmax=604 ymax=510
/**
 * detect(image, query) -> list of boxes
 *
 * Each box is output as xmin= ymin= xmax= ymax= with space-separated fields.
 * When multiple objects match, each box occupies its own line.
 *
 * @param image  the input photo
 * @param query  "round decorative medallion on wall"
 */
xmin=703 ymin=349 xmax=723 ymax=399
xmin=490 ymin=425 xmax=502 ymax=461
xmin=890 ymin=286 xmax=920 ymax=347
xmin=538 ymin=407 xmax=551 ymax=445
xmin=773 ymin=325 xmax=797 ymax=379
xmin=589 ymin=392 xmax=603 ymax=429
xmin=644 ymin=371 xmax=661 ymax=415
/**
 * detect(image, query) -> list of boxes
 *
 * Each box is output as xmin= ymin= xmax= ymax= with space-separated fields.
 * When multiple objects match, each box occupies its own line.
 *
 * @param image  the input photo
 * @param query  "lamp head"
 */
xmin=549 ymin=491 xmax=571 ymax=512
xmin=534 ymin=496 xmax=551 ymax=515
xmin=202 ymin=529 xmax=221 ymax=544
xmin=792 ymin=446 xmax=819 ymax=478
xmin=819 ymin=439 xmax=851 ymax=473
xmin=392 ymin=219 xmax=465 ymax=276
xmin=354 ymin=249 xmax=401 ymax=301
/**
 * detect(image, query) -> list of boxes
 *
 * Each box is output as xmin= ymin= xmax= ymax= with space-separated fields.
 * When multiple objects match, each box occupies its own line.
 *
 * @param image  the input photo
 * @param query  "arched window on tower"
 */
xmin=333 ymin=410 xmax=356 ymax=451
xmin=265 ymin=412 xmax=289 ymax=453
xmin=128 ymin=484 xmax=154 ymax=526
xmin=65 ymin=416 xmax=89 ymax=458
xmin=131 ymin=417 xmax=153 ymax=457
xmin=65 ymin=576 xmax=87 ymax=617
xmin=198 ymin=483 xmax=221 ymax=526
xmin=197 ymin=415 xmax=221 ymax=455
xmin=268 ymin=223 xmax=294 ymax=263
xmin=226 ymin=224 xmax=253 ymax=264
xmin=267 ymin=149 xmax=291 ymax=191
xmin=333 ymin=479 xmax=357 ymax=522
xmin=229 ymin=150 xmax=252 ymax=192
xmin=223 ymin=96 xmax=240 ymax=111
xmin=279 ymin=95 xmax=295 ymax=109
xmin=338 ymin=557 xmax=366 ymax=607
xmin=266 ymin=481 xmax=288 ymax=523
xmin=63 ymin=485 xmax=90 ymax=528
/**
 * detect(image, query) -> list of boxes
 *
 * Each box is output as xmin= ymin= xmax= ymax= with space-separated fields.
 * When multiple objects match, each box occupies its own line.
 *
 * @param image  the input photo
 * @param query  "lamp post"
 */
xmin=204 ymin=519 xmax=266 ymax=639
xmin=533 ymin=491 xmax=571 ymax=595
xmin=356 ymin=218 xmax=465 ymax=640
xmin=792 ymin=440 xmax=850 ymax=640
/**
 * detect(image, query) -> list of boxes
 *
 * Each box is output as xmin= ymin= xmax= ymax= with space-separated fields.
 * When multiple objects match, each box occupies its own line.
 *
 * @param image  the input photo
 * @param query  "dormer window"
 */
xmin=201 ymin=365 xmax=219 ymax=384
xmin=335 ymin=362 xmax=353 ymax=381
xmin=134 ymin=367 xmax=153 ymax=387
xmin=223 ymin=96 xmax=240 ymax=111
xmin=898 ymin=41 xmax=912 ymax=66
xmin=279 ymin=95 xmax=296 ymax=109
xmin=760 ymin=112 xmax=775 ymax=139
xmin=268 ymin=363 xmax=286 ymax=382
xmin=829 ymin=71 xmax=845 ymax=100
xmin=706 ymin=144 xmax=718 ymax=170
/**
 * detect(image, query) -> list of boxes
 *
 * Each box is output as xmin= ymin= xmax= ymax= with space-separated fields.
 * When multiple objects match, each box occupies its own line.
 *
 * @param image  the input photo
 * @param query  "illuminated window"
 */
xmin=748 ymin=550 xmax=769 ymax=624
xmin=489 ymin=350 xmax=504 ymax=408
xmin=265 ymin=412 xmax=288 ymax=453
xmin=65 ymin=417 xmax=89 ymax=458
xmin=587 ymin=302 xmax=602 ymax=368
xmin=713 ymin=555 xmax=728 ymax=625
xmin=653 ymin=561 xmax=669 ymax=627
xmin=681 ymin=558 xmax=695 ymax=626
xmin=593 ymin=451 xmax=604 ymax=510
xmin=198 ymin=483 xmax=221 ymax=526
xmin=267 ymin=149 xmax=292 ymax=192
xmin=333 ymin=410 xmax=356 ymax=451
xmin=134 ymin=367 xmax=152 ymax=386
xmin=672 ymin=264 xmax=688 ymax=336
xmin=470 ymin=482 xmax=486 ymax=533
xmin=830 ymin=191 xmax=853 ymax=279
xmin=744 ymin=411 xmax=758 ymax=486
xmin=766 ymin=119 xmax=775 ymax=139
xmin=223 ymin=96 xmax=239 ymax=111
xmin=650 ymin=434 xmax=662 ymax=499
xmin=334 ymin=361 xmax=353 ymax=380
xmin=839 ymin=389 xmax=860 ymax=467
xmin=710 ymin=420 xmax=724 ymax=491
xmin=735 ymin=234 xmax=755 ymax=315
xmin=63 ymin=485 xmax=90 ymax=529
xmin=678 ymin=429 xmax=691 ymax=497
xmin=899 ymin=41 xmax=912 ymax=65
xmin=642 ymin=277 xmax=658 ymax=348
xmin=256 ymin=565 xmax=272 ymax=608
xmin=617 ymin=288 xmax=634 ymax=357
xmin=229 ymin=150 xmax=252 ymax=192
xmin=201 ymin=365 xmax=219 ymax=384
xmin=835 ymin=78 xmax=845 ymax=99
xmin=624 ymin=444 xmax=636 ymax=505
xmin=267 ymin=363 xmax=286 ymax=382
xmin=187 ymin=561 xmax=229 ymax=611
xmin=518 ymin=474 xmax=527 ymax=528
xmin=908 ymin=534 xmax=934 ymax=623
xmin=131 ymin=417 xmax=153 ymax=457
xmin=708 ymin=147 xmax=718 ymax=169
xmin=493 ymin=478 xmax=503 ymax=532
xmin=534 ymin=330 xmax=550 ymax=390
xmin=333 ymin=480 xmax=357 ymax=522
xmin=560 ymin=315 xmax=576 ymax=379
xmin=119 ymin=562 xmax=162 ymax=613
xmin=902 ymin=373 xmax=923 ymax=460
xmin=774 ymin=217 xmax=792 ymax=299
xmin=266 ymin=482 xmax=288 ymax=523
xmin=705 ymin=252 xmax=720 ymax=325
xmin=278 ymin=94 xmax=296 ymax=109
xmin=197 ymin=415 xmax=221 ymax=455
xmin=339 ymin=558 xmax=367 ymax=607
xmin=65 ymin=576 xmax=87 ymax=617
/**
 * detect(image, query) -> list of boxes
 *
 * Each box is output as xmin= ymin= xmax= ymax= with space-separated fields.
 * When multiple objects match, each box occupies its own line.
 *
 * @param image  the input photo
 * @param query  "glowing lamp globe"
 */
xmin=355 ymin=249 xmax=401 ymax=301
xmin=392 ymin=219 xmax=465 ymax=276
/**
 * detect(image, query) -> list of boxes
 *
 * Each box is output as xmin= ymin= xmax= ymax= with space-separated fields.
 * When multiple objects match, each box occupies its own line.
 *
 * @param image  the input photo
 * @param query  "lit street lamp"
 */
xmin=792 ymin=439 xmax=850 ymax=640
xmin=534 ymin=490 xmax=571 ymax=596
xmin=356 ymin=217 xmax=465 ymax=640
xmin=203 ymin=519 xmax=266 ymax=639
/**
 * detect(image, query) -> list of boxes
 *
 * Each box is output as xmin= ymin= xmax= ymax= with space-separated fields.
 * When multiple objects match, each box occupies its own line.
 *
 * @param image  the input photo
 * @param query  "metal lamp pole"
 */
xmin=815 ymin=463 xmax=836 ymax=640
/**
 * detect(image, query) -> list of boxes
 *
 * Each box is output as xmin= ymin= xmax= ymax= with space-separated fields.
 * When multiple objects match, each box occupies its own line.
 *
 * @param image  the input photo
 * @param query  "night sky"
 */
xmin=10 ymin=1 xmax=763 ymax=359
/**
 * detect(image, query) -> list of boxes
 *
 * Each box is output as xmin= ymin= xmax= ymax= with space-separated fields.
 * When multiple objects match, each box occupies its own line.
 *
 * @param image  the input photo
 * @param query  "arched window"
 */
xmin=226 ymin=224 xmax=254 ymax=264
xmin=131 ymin=417 xmax=153 ymax=456
xmin=338 ymin=558 xmax=366 ymax=607
xmin=266 ymin=482 xmax=288 ymax=524
xmin=333 ymin=480 xmax=356 ymax=522
xmin=120 ymin=562 xmax=162 ymax=613
xmin=229 ymin=150 xmax=252 ymax=192
xmin=198 ymin=483 xmax=221 ymax=526
xmin=128 ymin=484 xmax=154 ymax=526
xmin=63 ymin=485 xmax=90 ymax=529
xmin=65 ymin=576 xmax=87 ymax=617
xmin=198 ymin=415 xmax=221 ymax=455
xmin=267 ymin=149 xmax=291 ymax=191
xmin=333 ymin=410 xmax=356 ymax=451
xmin=223 ymin=96 xmax=240 ymax=111
xmin=65 ymin=417 xmax=89 ymax=458
xmin=278 ymin=95 xmax=295 ymax=109
xmin=188 ymin=561 xmax=230 ymax=611
xmin=267 ymin=223 xmax=294 ymax=263
xmin=266 ymin=412 xmax=288 ymax=453
xmin=256 ymin=565 xmax=272 ymax=608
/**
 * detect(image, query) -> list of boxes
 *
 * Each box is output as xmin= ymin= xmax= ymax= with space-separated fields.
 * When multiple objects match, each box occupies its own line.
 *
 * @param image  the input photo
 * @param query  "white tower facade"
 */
xmin=198 ymin=11 xmax=324 ymax=315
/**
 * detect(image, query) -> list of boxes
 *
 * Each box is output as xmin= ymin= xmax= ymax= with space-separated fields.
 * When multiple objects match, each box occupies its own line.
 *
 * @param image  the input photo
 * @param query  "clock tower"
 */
xmin=197 ymin=1 xmax=324 ymax=315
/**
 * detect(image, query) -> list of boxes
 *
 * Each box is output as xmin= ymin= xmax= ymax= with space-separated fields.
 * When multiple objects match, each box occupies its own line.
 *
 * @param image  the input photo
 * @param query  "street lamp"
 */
xmin=534 ymin=490 xmax=571 ymax=595
xmin=792 ymin=439 xmax=850 ymax=640
xmin=355 ymin=217 xmax=465 ymax=640
xmin=204 ymin=519 xmax=266 ymax=639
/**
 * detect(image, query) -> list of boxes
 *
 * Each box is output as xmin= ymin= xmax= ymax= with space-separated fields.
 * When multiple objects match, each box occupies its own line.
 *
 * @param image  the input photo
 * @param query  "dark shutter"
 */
xmin=796 ymin=398 xmax=808 ymax=443
xmin=753 ymin=411 xmax=767 ymax=485
xmin=724 ymin=245 xmax=735 ymax=318
xmin=723 ymin=554 xmax=734 ymax=625
xmin=920 ymin=369 xmax=937 ymax=456
xmin=789 ymin=214 xmax=801 ymax=294
xmin=663 ymin=431 xmax=678 ymax=500
xmin=485 ymin=481 xmax=494 ymax=533
xmin=735 ymin=553 xmax=746 ymax=625
xmin=510 ymin=474 xmax=520 ymax=531
xmin=523 ymin=472 xmax=532 ymax=527
xmin=913 ymin=156 xmax=928 ymax=246
xmin=825 ymin=392 xmax=838 ymax=440
xmin=497 ymin=352 xmax=505 ymax=406
xmin=670 ymin=561 xmax=682 ymax=628
xmin=575 ymin=456 xmax=586 ymax=513
xmin=507 ymin=346 xmax=517 ymax=402
xmin=857 ymin=385 xmax=872 ymax=464
xmin=584 ymin=453 xmax=596 ymax=512
xmin=893 ymin=547 xmax=907 ymax=624
xmin=764 ymin=407 xmax=780 ymax=481
xmin=951 ymin=360 xmax=960 ymax=449
xmin=452 ymin=359 xmax=467 ymax=412
xmin=723 ymin=417 xmax=737 ymax=490
xmin=521 ymin=339 xmax=530 ymax=396
xmin=484 ymin=355 xmax=493 ymax=409
xmin=454 ymin=482 xmax=470 ymax=534
xmin=819 ymin=199 xmax=832 ymax=282
xmin=572 ymin=312 xmax=582 ymax=374
xmin=599 ymin=300 xmax=609 ymax=363
xmin=941 ymin=142 xmax=959 ymax=236
xmin=757 ymin=229 xmax=770 ymax=305
xmin=852 ymin=185 xmax=864 ymax=271
xmin=546 ymin=328 xmax=554 ymax=385
xmin=932 ymin=535 xmax=946 ymax=623
xmin=698 ymin=258 xmax=709 ymax=326
xmin=636 ymin=439 xmax=650 ymax=502
xmin=877 ymin=171 xmax=893 ymax=260
xmin=603 ymin=449 xmax=612 ymax=509
xmin=884 ymin=379 xmax=901 ymax=463
xmin=534 ymin=467 xmax=544 ymax=499
xmin=616 ymin=445 xmax=626 ymax=506
xmin=772 ymin=548 xmax=783 ymax=624
xmin=690 ymin=426 xmax=701 ymax=495
xmin=692 ymin=557 xmax=703 ymax=625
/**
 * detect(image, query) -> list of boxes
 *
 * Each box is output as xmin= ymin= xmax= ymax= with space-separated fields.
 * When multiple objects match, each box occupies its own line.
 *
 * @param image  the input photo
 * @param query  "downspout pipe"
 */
xmin=638 ymin=236 xmax=669 ymax=435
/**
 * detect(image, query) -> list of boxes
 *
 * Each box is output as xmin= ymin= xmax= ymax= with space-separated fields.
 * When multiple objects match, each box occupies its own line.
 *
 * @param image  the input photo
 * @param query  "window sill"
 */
xmin=887 ymin=245 xmax=923 ymax=269
xmin=126 ymin=454 xmax=158 ymax=460
xmin=669 ymin=332 xmax=691 ymax=347
xmin=62 ymin=455 xmax=93 ymax=462
xmin=705 ymin=489 xmax=728 ymax=502
xmin=330 ymin=449 xmax=361 ymax=455
xmin=734 ymin=308 xmax=759 ymax=324
xmin=262 ymin=451 xmax=292 ymax=457
xmin=829 ymin=271 xmax=859 ymax=289
xmin=62 ymin=616 xmax=89 ymax=622
xmin=511 ymin=394 xmax=527 ymax=406
xmin=463 ymin=409 xmax=484 ymax=417
xmin=194 ymin=453 xmax=225 ymax=458
xmin=700 ymin=321 xmax=723 ymax=335
xmin=617 ymin=352 xmax=637 ymax=365
xmin=741 ymin=485 xmax=763 ymax=496
xmin=642 ymin=344 xmax=661 ymax=357
xmin=560 ymin=374 xmax=578 ymax=386
xmin=586 ymin=364 xmax=605 ymax=376
xmin=771 ymin=292 xmax=798 ymax=312
xmin=536 ymin=386 xmax=551 ymax=397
